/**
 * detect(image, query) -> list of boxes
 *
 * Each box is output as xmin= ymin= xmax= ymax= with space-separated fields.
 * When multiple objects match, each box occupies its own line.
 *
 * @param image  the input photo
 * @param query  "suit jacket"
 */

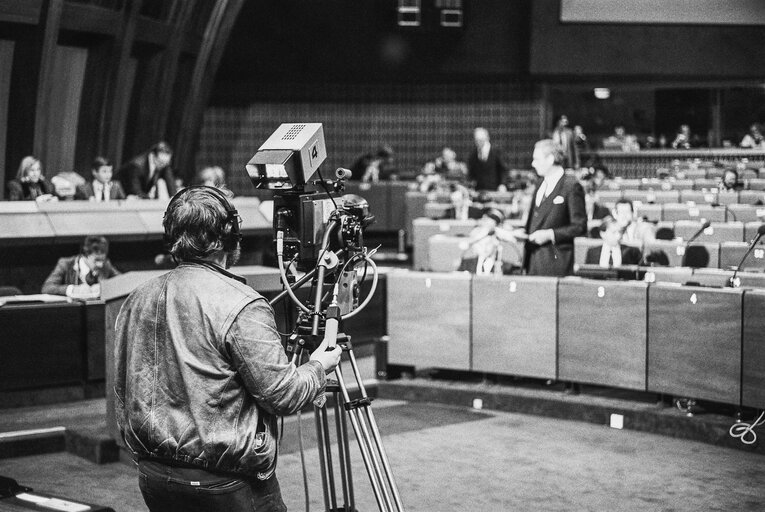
xmin=524 ymin=173 xmax=587 ymax=276
xmin=7 ymin=178 xmax=54 ymax=201
xmin=41 ymin=255 xmax=120 ymax=295
xmin=117 ymin=153 xmax=177 ymax=198
xmin=468 ymin=147 xmax=508 ymax=190
xmin=585 ymin=245 xmax=643 ymax=266
xmin=74 ymin=180 xmax=126 ymax=201
xmin=552 ymin=127 xmax=577 ymax=168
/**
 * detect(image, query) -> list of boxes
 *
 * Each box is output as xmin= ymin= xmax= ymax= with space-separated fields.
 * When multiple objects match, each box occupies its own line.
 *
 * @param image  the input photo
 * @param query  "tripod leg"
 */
xmin=347 ymin=349 xmax=406 ymax=512
xmin=334 ymin=368 xmax=394 ymax=512
xmin=315 ymin=404 xmax=332 ymax=512
xmin=334 ymin=395 xmax=353 ymax=512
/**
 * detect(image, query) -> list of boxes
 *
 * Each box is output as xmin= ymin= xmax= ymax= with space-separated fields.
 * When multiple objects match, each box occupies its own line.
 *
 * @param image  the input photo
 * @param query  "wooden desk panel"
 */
xmin=46 ymin=211 xmax=148 ymax=240
xmin=559 ymin=279 xmax=648 ymax=390
xmin=0 ymin=212 xmax=56 ymax=240
xmin=411 ymin=218 xmax=477 ymax=270
xmin=647 ymin=284 xmax=742 ymax=404
xmin=387 ymin=271 xmax=471 ymax=370
xmin=743 ymin=290 xmax=765 ymax=408
xmin=472 ymin=275 xmax=557 ymax=379
xmin=84 ymin=300 xmax=106 ymax=381
xmin=0 ymin=301 xmax=85 ymax=390
xmin=388 ymin=182 xmax=409 ymax=232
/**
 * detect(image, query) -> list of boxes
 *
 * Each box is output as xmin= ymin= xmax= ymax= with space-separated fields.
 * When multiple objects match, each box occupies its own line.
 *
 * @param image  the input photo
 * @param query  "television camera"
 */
xmin=246 ymin=123 xmax=404 ymax=512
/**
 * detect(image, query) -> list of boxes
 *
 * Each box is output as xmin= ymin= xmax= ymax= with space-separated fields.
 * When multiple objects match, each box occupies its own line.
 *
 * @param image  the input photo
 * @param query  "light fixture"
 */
xmin=594 ymin=88 xmax=611 ymax=99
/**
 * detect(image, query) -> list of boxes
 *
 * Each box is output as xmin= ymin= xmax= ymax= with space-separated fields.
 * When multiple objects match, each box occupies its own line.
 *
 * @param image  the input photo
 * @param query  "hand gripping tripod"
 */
xmin=271 ymin=217 xmax=405 ymax=512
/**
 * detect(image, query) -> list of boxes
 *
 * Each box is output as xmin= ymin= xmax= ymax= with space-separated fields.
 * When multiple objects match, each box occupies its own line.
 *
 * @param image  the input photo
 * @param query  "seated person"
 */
xmin=719 ymin=168 xmax=743 ymax=192
xmin=118 ymin=141 xmax=176 ymax=199
xmin=7 ymin=156 xmax=57 ymax=201
xmin=740 ymin=123 xmax=765 ymax=149
xmin=75 ymin=156 xmax=126 ymax=201
xmin=42 ymin=235 xmax=120 ymax=298
xmin=671 ymin=124 xmax=699 ymax=149
xmin=585 ymin=216 xmax=642 ymax=267
xmin=418 ymin=147 xmax=468 ymax=192
xmin=197 ymin=165 xmax=233 ymax=198
xmin=51 ymin=170 xmax=86 ymax=200
xmin=350 ymin=146 xmax=395 ymax=183
xmin=458 ymin=208 xmax=518 ymax=275
xmin=613 ymin=199 xmax=656 ymax=244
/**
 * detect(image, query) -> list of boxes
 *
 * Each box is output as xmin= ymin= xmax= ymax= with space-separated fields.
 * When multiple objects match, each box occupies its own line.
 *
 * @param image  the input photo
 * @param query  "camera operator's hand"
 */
xmin=310 ymin=338 xmax=342 ymax=374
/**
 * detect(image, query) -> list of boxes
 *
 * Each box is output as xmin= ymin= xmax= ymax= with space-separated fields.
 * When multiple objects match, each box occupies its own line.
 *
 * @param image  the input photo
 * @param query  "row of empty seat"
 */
xmin=597 ymin=188 xmax=765 ymax=205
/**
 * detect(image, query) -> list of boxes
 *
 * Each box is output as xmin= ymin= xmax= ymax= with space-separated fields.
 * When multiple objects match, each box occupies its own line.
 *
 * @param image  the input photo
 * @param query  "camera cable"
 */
xmin=729 ymin=410 xmax=765 ymax=445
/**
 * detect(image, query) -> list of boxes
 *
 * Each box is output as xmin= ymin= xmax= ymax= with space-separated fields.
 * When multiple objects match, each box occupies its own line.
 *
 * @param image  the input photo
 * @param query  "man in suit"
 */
xmin=551 ymin=115 xmax=577 ymax=169
xmin=614 ymin=199 xmax=656 ymax=244
xmin=524 ymin=139 xmax=588 ymax=276
xmin=467 ymin=127 xmax=508 ymax=191
xmin=42 ymin=235 xmax=120 ymax=298
xmin=118 ymin=141 xmax=177 ymax=199
xmin=75 ymin=156 xmax=126 ymax=201
xmin=585 ymin=216 xmax=642 ymax=267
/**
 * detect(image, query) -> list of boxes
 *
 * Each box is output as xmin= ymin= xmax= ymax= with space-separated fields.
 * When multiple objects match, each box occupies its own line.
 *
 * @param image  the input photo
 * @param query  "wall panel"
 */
xmin=0 ymin=39 xmax=13 ymax=198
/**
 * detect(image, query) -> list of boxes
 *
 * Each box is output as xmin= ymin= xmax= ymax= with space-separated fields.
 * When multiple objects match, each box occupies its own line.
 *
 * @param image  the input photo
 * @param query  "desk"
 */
xmin=472 ymin=275 xmax=557 ymax=379
xmin=386 ymin=271 xmax=471 ymax=370
xmin=647 ymin=284 xmax=742 ymax=404
xmin=743 ymin=290 xmax=765 ymax=409
xmin=411 ymin=218 xmax=477 ymax=270
xmin=558 ymin=278 xmax=648 ymax=390
xmin=0 ymin=300 xmax=104 ymax=391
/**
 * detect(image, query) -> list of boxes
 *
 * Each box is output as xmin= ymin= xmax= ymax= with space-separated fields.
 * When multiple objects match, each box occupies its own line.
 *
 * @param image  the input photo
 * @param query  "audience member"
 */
xmin=118 ymin=141 xmax=177 ymax=199
xmin=7 ymin=156 xmax=57 ymax=201
xmin=197 ymin=165 xmax=233 ymax=198
xmin=523 ymin=139 xmax=587 ymax=276
xmin=458 ymin=208 xmax=514 ymax=275
xmin=51 ymin=170 xmax=86 ymax=200
xmin=585 ymin=216 xmax=642 ymax=267
xmin=671 ymin=124 xmax=698 ymax=149
xmin=740 ymin=123 xmax=765 ymax=149
xmin=613 ymin=199 xmax=656 ymax=244
xmin=417 ymin=147 xmax=468 ymax=192
xmin=75 ymin=157 xmax=126 ymax=201
xmin=551 ymin=115 xmax=577 ymax=168
xmin=719 ymin=168 xmax=743 ymax=192
xmin=573 ymin=125 xmax=589 ymax=155
xmin=41 ymin=235 xmax=120 ymax=298
xmin=603 ymin=126 xmax=639 ymax=152
xmin=351 ymin=146 xmax=395 ymax=183
xmin=467 ymin=127 xmax=508 ymax=191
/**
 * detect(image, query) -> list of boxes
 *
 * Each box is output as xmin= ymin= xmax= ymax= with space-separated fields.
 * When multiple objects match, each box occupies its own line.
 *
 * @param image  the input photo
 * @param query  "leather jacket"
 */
xmin=114 ymin=261 xmax=326 ymax=479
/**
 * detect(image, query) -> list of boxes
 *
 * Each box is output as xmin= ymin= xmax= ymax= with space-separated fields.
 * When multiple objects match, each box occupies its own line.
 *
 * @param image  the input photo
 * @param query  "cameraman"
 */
xmin=114 ymin=186 xmax=341 ymax=511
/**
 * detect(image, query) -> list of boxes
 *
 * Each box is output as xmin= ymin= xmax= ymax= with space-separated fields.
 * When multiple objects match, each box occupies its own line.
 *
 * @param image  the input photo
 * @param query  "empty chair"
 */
xmin=673 ymin=220 xmax=744 ymax=243
xmin=740 ymin=169 xmax=758 ymax=181
xmin=614 ymin=178 xmax=641 ymax=189
xmin=716 ymin=191 xmax=739 ymax=205
xmin=680 ymin=190 xmax=718 ymax=204
xmin=738 ymin=190 xmax=765 ymax=205
xmin=596 ymin=190 xmax=623 ymax=204
xmin=719 ymin=241 xmax=765 ymax=271
xmin=623 ymin=190 xmax=651 ymax=203
xmin=726 ymin=204 xmax=764 ymax=223
xmin=649 ymin=190 xmax=681 ymax=204
xmin=662 ymin=203 xmax=726 ymax=222
xmin=574 ymin=237 xmax=604 ymax=267
xmin=747 ymin=178 xmax=765 ymax=191
xmin=693 ymin=178 xmax=718 ymax=190
xmin=643 ymin=240 xmax=719 ymax=268
xmin=424 ymin=202 xmax=453 ymax=219
xmin=668 ymin=179 xmax=695 ymax=191
xmin=745 ymin=221 xmax=765 ymax=243
xmin=706 ymin=168 xmax=724 ymax=179
xmin=635 ymin=203 xmax=662 ymax=222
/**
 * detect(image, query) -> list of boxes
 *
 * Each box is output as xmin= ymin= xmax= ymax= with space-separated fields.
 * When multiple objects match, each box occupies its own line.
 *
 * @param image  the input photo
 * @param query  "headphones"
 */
xmin=164 ymin=185 xmax=242 ymax=253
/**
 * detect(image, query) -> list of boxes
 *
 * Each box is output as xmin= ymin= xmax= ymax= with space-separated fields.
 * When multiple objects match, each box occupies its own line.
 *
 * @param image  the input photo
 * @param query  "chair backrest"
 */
xmin=643 ymin=240 xmax=719 ymax=268
xmin=673 ymin=220 xmax=744 ymax=243
xmin=662 ymin=203 xmax=726 ymax=222
xmin=680 ymin=190 xmax=718 ymax=204
xmin=719 ymin=242 xmax=765 ymax=272
xmin=635 ymin=203 xmax=662 ymax=222
xmin=693 ymin=178 xmax=718 ymax=191
xmin=727 ymin=204 xmax=764 ymax=223
xmin=738 ymin=190 xmax=765 ymax=205
xmin=748 ymin=179 xmax=765 ymax=191
xmin=0 ymin=286 xmax=21 ymax=297
xmin=574 ymin=237 xmax=603 ymax=266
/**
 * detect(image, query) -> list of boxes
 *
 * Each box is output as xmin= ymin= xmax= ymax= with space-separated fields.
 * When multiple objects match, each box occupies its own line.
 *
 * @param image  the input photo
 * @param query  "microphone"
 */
xmin=681 ymin=220 xmax=711 ymax=267
xmin=335 ymin=168 xmax=353 ymax=180
xmin=730 ymin=224 xmax=765 ymax=287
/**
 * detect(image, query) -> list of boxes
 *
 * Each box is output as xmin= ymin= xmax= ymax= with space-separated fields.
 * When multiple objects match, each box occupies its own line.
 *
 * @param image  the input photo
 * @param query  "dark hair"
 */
xmin=482 ymin=207 xmax=505 ymax=225
xmin=91 ymin=156 xmax=111 ymax=171
xmin=151 ymin=141 xmax=173 ymax=155
xmin=615 ymin=198 xmax=634 ymax=212
xmin=82 ymin=235 xmax=109 ymax=256
xmin=163 ymin=187 xmax=236 ymax=260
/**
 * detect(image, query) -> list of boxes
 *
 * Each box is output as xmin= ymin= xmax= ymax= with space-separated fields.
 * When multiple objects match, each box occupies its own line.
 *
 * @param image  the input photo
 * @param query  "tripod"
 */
xmin=272 ymin=219 xmax=404 ymax=512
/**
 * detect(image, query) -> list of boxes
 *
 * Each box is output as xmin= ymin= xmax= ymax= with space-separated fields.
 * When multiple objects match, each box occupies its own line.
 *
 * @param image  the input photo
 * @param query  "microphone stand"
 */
xmin=681 ymin=221 xmax=711 ymax=267
xmin=729 ymin=225 xmax=765 ymax=287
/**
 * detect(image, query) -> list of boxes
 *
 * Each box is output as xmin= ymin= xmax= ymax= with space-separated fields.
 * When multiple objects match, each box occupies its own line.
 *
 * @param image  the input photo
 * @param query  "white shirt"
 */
xmin=479 ymin=142 xmax=491 ymax=162
xmin=535 ymin=167 xmax=564 ymax=207
xmin=598 ymin=245 xmax=622 ymax=268
xmin=92 ymin=181 xmax=112 ymax=202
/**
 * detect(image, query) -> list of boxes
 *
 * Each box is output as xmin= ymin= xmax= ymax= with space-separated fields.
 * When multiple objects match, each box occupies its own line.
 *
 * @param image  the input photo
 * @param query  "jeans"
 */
xmin=138 ymin=460 xmax=286 ymax=512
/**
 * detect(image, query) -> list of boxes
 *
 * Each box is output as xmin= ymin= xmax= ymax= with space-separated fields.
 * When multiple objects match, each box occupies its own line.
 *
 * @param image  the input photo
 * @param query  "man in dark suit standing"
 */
xmin=524 ymin=139 xmax=587 ymax=276
xmin=118 ymin=141 xmax=177 ymax=199
xmin=467 ymin=127 xmax=508 ymax=191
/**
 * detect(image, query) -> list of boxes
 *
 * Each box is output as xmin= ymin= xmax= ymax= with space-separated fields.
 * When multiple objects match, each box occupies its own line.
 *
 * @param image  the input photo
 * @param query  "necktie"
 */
xmin=607 ymin=251 xmax=614 ymax=267
xmin=85 ymin=271 xmax=98 ymax=285
xmin=101 ymin=184 xmax=106 ymax=202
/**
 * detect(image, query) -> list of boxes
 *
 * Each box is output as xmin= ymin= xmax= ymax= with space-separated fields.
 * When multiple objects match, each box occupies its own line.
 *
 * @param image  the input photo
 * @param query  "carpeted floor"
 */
xmin=1 ymin=400 xmax=763 ymax=512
